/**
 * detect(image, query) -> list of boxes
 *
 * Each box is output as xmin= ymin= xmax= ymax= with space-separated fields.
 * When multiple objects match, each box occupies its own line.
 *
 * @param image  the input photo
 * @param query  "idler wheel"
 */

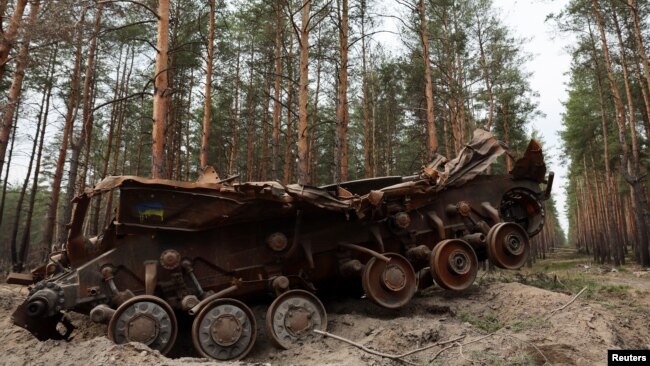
xmin=362 ymin=253 xmax=416 ymax=309
xmin=192 ymin=298 xmax=256 ymax=361
xmin=266 ymin=289 xmax=327 ymax=350
xmin=487 ymin=222 xmax=530 ymax=269
xmin=108 ymin=295 xmax=177 ymax=355
xmin=430 ymin=239 xmax=478 ymax=291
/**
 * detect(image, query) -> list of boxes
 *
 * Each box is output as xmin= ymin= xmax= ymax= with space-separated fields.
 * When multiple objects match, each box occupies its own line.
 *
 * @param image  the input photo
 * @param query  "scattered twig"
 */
xmin=314 ymin=329 xmax=416 ymax=365
xmin=429 ymin=344 xmax=456 ymax=363
xmin=314 ymin=329 xmax=464 ymax=365
xmin=550 ymin=286 xmax=588 ymax=314
xmin=396 ymin=335 xmax=465 ymax=358
xmin=455 ymin=341 xmax=477 ymax=365
xmin=500 ymin=333 xmax=552 ymax=366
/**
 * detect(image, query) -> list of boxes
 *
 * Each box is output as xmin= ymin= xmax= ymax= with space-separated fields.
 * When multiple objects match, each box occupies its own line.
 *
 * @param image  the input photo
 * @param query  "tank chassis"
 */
xmin=9 ymin=130 xmax=552 ymax=361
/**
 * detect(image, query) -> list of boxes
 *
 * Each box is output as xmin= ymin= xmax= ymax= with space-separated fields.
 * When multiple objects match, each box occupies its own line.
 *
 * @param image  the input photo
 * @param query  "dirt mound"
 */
xmin=0 ymin=281 xmax=645 ymax=366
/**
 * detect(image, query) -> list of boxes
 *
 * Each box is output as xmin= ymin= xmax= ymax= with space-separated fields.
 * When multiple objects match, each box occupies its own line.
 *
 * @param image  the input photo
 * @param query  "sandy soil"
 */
xmin=2 ymin=265 xmax=649 ymax=366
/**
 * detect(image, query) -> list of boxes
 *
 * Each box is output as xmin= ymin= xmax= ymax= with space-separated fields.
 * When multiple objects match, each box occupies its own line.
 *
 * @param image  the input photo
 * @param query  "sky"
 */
xmin=492 ymin=0 xmax=573 ymax=233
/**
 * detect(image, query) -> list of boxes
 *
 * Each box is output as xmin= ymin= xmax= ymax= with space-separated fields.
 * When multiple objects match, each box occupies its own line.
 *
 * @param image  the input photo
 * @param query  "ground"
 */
xmin=0 ymin=248 xmax=649 ymax=366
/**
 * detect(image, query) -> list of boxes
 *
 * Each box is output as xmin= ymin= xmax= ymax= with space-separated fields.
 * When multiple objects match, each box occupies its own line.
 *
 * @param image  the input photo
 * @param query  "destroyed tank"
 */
xmin=9 ymin=130 xmax=552 ymax=361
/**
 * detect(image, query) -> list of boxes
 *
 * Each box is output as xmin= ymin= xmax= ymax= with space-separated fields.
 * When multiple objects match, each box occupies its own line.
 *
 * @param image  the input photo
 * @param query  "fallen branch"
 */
xmin=550 ymin=286 xmax=588 ymax=314
xmin=429 ymin=344 xmax=455 ymax=363
xmin=396 ymin=335 xmax=466 ymax=358
xmin=314 ymin=329 xmax=464 ymax=365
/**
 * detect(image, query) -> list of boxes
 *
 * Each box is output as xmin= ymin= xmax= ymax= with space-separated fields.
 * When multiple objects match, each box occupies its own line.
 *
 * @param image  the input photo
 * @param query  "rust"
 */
xmin=9 ymin=129 xmax=552 ymax=360
xmin=159 ymin=249 xmax=181 ymax=270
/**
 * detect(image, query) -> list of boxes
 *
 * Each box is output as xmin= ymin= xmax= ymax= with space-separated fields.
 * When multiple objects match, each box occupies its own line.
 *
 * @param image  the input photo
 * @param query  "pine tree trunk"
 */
xmin=152 ymin=0 xmax=170 ymax=179
xmin=592 ymin=0 xmax=650 ymax=266
xmin=334 ymin=0 xmax=348 ymax=183
xmin=0 ymin=99 xmax=18 ymax=237
xmin=0 ymin=0 xmax=38 ymax=180
xmin=0 ymin=0 xmax=27 ymax=81
xmin=283 ymin=34 xmax=294 ymax=184
xmin=271 ymin=0 xmax=283 ymax=181
xmin=309 ymin=27 xmax=322 ymax=184
xmin=419 ymin=0 xmax=438 ymax=158
xmin=361 ymin=1 xmax=372 ymax=177
xmin=245 ymin=42 xmax=256 ymax=182
xmin=260 ymin=76 xmax=271 ymax=181
xmin=297 ymin=0 xmax=311 ymax=185
xmin=43 ymin=12 xmax=84 ymax=251
xmin=200 ymin=0 xmax=216 ymax=169
xmin=12 ymin=76 xmax=46 ymax=272
xmin=185 ymin=68 xmax=194 ymax=180
xmin=20 ymin=46 xmax=56 ymax=267
xmin=59 ymin=4 xmax=102 ymax=245
xmin=228 ymin=41 xmax=241 ymax=176
xmin=477 ymin=15 xmax=494 ymax=130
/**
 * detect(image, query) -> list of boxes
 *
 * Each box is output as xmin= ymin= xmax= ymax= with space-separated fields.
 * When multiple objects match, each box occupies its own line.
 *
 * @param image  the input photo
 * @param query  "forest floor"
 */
xmin=0 ymin=248 xmax=649 ymax=366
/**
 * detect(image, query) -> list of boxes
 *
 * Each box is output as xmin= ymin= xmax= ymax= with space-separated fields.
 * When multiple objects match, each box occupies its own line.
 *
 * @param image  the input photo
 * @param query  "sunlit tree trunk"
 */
xmin=0 ymin=0 xmax=38 ymax=181
xmin=271 ymin=0 xmax=283 ymax=180
xmin=0 ymin=0 xmax=27 ymax=81
xmin=152 ymin=0 xmax=169 ymax=179
xmin=592 ymin=0 xmax=650 ymax=266
xmin=19 ymin=46 xmax=57 ymax=269
xmin=297 ymin=0 xmax=311 ymax=185
xmin=334 ymin=0 xmax=348 ymax=182
xmin=419 ymin=0 xmax=437 ymax=158
xmin=43 ymin=11 xmax=84 ymax=251
xmin=200 ymin=0 xmax=216 ymax=169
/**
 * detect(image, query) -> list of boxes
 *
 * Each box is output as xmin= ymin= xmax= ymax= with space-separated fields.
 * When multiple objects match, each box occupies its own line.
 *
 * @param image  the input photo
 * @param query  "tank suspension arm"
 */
xmin=181 ymin=259 xmax=205 ymax=297
xmin=188 ymin=284 xmax=239 ymax=316
xmin=339 ymin=243 xmax=391 ymax=263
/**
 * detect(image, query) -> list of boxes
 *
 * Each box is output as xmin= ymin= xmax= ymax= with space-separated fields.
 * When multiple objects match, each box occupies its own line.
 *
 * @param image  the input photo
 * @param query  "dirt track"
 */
xmin=2 ymin=259 xmax=649 ymax=366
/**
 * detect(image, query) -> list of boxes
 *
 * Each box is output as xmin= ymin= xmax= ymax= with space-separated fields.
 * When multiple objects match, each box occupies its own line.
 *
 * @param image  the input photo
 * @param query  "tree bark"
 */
xmin=245 ymin=41 xmax=256 ymax=181
xmin=0 ymin=98 xmax=18 ymax=238
xmin=59 ymin=4 xmax=102 ymax=245
xmin=200 ymin=0 xmax=216 ymax=169
xmin=361 ymin=0 xmax=372 ymax=177
xmin=271 ymin=0 xmax=283 ymax=181
xmin=228 ymin=40 xmax=241 ymax=176
xmin=43 ymin=10 xmax=84 ymax=251
xmin=0 ymin=0 xmax=38 ymax=181
xmin=0 ymin=0 xmax=27 ymax=81
xmin=297 ymin=0 xmax=311 ymax=185
xmin=334 ymin=0 xmax=348 ymax=183
xmin=592 ymin=0 xmax=650 ymax=266
xmin=283 ymin=31 xmax=294 ymax=184
xmin=152 ymin=0 xmax=169 ymax=179
xmin=419 ymin=0 xmax=438 ymax=158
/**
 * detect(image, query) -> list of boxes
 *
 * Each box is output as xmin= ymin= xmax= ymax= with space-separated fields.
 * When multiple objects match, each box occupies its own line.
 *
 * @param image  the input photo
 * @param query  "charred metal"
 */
xmin=9 ymin=130 xmax=551 ymax=361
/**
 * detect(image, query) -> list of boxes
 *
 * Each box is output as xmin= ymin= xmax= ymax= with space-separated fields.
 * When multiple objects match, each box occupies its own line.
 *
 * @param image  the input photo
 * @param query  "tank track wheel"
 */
xmin=266 ymin=289 xmax=327 ymax=350
xmin=487 ymin=222 xmax=530 ymax=269
xmin=362 ymin=253 xmax=417 ymax=309
xmin=107 ymin=295 xmax=178 ymax=355
xmin=191 ymin=298 xmax=256 ymax=361
xmin=430 ymin=239 xmax=478 ymax=291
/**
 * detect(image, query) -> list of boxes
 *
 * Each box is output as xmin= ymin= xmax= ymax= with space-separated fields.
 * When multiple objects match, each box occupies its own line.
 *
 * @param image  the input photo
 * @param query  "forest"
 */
xmin=0 ymin=0 xmax=644 ymax=276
